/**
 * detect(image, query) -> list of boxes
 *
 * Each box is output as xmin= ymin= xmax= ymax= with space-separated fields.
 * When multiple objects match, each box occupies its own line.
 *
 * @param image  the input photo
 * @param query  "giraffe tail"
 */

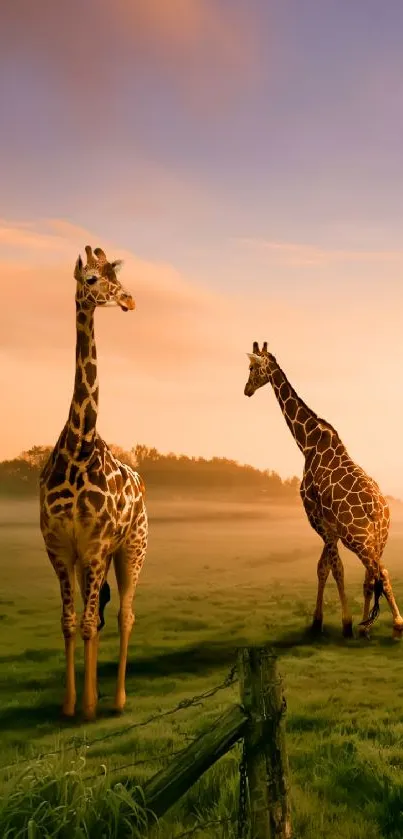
xmin=360 ymin=578 xmax=384 ymax=630
xmin=359 ymin=518 xmax=384 ymax=630
xmin=98 ymin=580 xmax=111 ymax=632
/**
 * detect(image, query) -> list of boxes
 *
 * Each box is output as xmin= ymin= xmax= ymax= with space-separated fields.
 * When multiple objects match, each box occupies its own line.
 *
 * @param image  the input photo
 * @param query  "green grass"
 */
xmin=1 ymin=496 xmax=403 ymax=837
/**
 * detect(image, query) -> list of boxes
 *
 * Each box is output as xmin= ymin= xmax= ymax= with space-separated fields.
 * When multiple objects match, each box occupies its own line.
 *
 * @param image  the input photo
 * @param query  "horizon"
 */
xmin=1 ymin=2 xmax=403 ymax=496
xmin=2 ymin=443 xmax=403 ymax=505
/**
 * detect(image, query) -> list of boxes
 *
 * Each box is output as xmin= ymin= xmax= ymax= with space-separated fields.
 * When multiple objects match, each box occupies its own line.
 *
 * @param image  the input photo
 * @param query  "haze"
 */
xmin=1 ymin=0 xmax=403 ymax=496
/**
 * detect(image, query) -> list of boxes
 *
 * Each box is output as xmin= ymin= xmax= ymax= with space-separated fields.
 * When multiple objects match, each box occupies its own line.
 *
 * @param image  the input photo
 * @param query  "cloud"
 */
xmin=1 ymin=216 xmax=336 ymax=387
xmin=2 ymin=215 xmax=403 ymax=499
xmin=0 ymin=0 xmax=261 ymax=119
xmin=0 ymin=218 xmax=246 ymax=370
xmin=2 ymin=218 xmax=402 ymax=376
xmin=0 ymin=218 xmax=90 ymax=255
xmin=117 ymin=0 xmax=255 ymax=68
xmin=237 ymin=237 xmax=403 ymax=267
xmin=107 ymin=161 xmax=221 ymax=223
xmin=113 ymin=0 xmax=261 ymax=106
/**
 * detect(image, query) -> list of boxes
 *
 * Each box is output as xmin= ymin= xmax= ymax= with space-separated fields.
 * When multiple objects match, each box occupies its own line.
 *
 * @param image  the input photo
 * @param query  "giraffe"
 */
xmin=39 ymin=245 xmax=148 ymax=721
xmin=244 ymin=341 xmax=403 ymax=640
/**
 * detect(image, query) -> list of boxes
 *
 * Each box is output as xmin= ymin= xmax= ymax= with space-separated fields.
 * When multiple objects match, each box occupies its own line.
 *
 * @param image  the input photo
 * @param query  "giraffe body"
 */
xmin=244 ymin=342 xmax=403 ymax=639
xmin=39 ymin=246 xmax=148 ymax=719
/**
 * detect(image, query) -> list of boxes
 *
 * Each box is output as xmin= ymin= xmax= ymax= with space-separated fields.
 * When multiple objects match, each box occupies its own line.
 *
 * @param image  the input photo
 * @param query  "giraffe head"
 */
xmin=74 ymin=245 xmax=135 ymax=312
xmin=244 ymin=341 xmax=270 ymax=397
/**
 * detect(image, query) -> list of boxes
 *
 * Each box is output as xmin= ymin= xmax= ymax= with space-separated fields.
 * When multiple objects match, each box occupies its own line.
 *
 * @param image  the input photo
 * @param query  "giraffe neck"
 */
xmin=266 ymin=355 xmax=327 ymax=454
xmin=63 ymin=303 xmax=99 ymax=460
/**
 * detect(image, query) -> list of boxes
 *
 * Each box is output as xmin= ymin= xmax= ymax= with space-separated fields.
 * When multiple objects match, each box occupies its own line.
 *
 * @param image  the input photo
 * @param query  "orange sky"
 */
xmin=1 ymin=218 xmax=403 ymax=498
xmin=1 ymin=1 xmax=403 ymax=496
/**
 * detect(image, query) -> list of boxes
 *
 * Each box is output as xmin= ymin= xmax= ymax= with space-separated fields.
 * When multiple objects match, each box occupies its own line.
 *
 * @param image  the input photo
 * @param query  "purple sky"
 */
xmin=1 ymin=1 xmax=403 ymax=495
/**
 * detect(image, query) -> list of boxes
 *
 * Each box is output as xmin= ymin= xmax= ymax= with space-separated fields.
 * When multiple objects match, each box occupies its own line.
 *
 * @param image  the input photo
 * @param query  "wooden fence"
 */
xmin=142 ymin=645 xmax=292 ymax=839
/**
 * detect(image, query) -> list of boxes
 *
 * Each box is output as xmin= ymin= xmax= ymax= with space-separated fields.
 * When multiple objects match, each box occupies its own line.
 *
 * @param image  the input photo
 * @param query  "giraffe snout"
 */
xmin=244 ymin=383 xmax=254 ymax=397
xmin=117 ymin=292 xmax=135 ymax=311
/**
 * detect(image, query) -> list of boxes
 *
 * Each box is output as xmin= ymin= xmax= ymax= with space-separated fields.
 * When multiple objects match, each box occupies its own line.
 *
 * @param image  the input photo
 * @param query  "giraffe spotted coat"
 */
xmin=244 ymin=341 xmax=403 ymax=639
xmin=39 ymin=245 xmax=148 ymax=720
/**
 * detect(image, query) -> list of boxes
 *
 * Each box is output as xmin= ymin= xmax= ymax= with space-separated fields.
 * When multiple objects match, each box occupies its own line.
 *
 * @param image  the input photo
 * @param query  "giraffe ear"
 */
xmin=111 ymin=259 xmax=124 ymax=273
xmin=94 ymin=247 xmax=108 ymax=265
xmin=74 ymin=255 xmax=83 ymax=281
xmin=247 ymin=353 xmax=261 ymax=363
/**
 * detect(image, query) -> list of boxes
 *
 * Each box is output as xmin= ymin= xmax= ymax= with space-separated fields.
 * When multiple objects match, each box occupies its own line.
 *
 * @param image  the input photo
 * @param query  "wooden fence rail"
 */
xmin=141 ymin=645 xmax=292 ymax=839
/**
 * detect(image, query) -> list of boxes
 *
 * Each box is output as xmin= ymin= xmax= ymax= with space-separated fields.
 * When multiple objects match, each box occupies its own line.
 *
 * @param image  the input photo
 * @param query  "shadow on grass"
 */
xmin=0 ymin=640 xmax=241 ymax=735
xmin=0 ymin=701 xmax=78 ymax=735
xmin=1 ymin=625 xmax=401 ymax=738
xmin=270 ymin=621 xmax=401 ymax=654
xmin=107 ymin=639 xmax=241 ymax=680
xmin=0 ymin=648 xmax=60 ymax=666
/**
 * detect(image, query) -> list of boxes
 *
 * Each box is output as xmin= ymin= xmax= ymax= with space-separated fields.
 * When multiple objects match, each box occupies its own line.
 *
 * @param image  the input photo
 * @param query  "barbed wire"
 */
xmin=0 ymin=662 xmax=238 ymax=775
xmin=83 ymin=743 xmax=197 ymax=782
xmin=87 ymin=732 xmax=242 ymax=786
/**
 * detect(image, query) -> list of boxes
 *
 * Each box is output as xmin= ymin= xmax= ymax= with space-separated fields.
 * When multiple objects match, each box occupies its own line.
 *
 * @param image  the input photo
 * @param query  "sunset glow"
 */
xmin=1 ymin=1 xmax=403 ymax=495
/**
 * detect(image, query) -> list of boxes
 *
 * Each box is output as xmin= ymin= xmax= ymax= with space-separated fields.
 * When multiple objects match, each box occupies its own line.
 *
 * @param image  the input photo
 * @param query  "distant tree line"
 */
xmin=0 ymin=444 xmax=302 ymax=501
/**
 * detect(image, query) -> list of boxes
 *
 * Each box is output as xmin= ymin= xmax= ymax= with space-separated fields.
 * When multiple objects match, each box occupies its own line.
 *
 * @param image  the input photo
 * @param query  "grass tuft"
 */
xmin=0 ymin=752 xmax=149 ymax=838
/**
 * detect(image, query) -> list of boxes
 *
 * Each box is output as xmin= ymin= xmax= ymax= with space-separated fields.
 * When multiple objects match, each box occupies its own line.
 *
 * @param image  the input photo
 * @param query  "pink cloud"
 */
xmin=0 ymin=220 xmax=69 ymax=252
xmin=236 ymin=237 xmax=403 ymax=267
xmin=1 ymin=0 xmax=261 ymax=120
xmin=2 ymin=215 xmax=403 ymax=499
xmin=114 ymin=0 xmax=261 ymax=107
xmin=0 ymin=218 xmax=244 ymax=369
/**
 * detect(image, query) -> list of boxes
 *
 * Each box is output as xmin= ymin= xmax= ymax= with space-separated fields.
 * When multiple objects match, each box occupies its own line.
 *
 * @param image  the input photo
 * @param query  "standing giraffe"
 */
xmin=244 ymin=341 xmax=403 ymax=640
xmin=40 ymin=245 xmax=148 ymax=720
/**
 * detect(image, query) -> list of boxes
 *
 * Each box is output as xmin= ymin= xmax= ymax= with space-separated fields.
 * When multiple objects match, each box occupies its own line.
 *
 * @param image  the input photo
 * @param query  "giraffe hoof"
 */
xmin=82 ymin=707 xmax=97 ymax=722
xmin=342 ymin=622 xmax=353 ymax=638
xmin=61 ymin=705 xmax=76 ymax=719
xmin=113 ymin=701 xmax=126 ymax=714
xmin=112 ymin=706 xmax=125 ymax=716
xmin=310 ymin=618 xmax=323 ymax=634
xmin=392 ymin=626 xmax=403 ymax=640
xmin=358 ymin=626 xmax=371 ymax=640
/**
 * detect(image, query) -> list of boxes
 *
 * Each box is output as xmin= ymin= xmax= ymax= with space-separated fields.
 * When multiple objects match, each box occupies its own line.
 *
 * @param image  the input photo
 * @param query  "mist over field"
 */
xmin=2 ymin=447 xmax=403 ymax=837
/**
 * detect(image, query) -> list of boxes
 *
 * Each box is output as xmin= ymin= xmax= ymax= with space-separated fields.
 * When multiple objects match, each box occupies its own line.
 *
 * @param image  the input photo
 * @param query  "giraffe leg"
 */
xmin=94 ymin=576 xmax=112 ymax=702
xmin=82 ymin=635 xmax=98 ymax=721
xmin=358 ymin=567 xmax=374 ymax=638
xmin=311 ymin=546 xmax=331 ymax=632
xmin=78 ymin=559 xmax=105 ymax=721
xmin=358 ymin=557 xmax=403 ymax=639
xmin=63 ymin=632 xmax=77 ymax=717
xmin=93 ymin=633 xmax=100 ymax=701
xmin=113 ymin=533 xmax=147 ymax=713
xmin=301 ymin=500 xmax=337 ymax=635
xmin=47 ymin=549 xmax=77 ymax=717
xmin=379 ymin=567 xmax=403 ymax=639
xmin=328 ymin=548 xmax=353 ymax=637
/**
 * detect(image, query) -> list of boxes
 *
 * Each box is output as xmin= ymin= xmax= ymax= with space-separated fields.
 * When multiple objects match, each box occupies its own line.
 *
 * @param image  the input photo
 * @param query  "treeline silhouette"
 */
xmin=0 ymin=444 xmax=301 ymax=501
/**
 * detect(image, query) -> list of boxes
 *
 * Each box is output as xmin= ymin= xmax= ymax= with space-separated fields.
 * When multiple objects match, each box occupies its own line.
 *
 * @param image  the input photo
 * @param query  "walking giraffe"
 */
xmin=40 ymin=245 xmax=148 ymax=720
xmin=244 ymin=341 xmax=403 ymax=639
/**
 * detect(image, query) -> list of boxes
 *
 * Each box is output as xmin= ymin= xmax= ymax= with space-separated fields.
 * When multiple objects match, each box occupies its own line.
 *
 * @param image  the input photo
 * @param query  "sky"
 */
xmin=1 ymin=0 xmax=403 ymax=495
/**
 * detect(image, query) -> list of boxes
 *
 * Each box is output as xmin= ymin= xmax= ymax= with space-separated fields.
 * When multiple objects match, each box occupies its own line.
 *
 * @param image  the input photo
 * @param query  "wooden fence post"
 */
xmin=143 ymin=703 xmax=247 ymax=823
xmin=238 ymin=646 xmax=292 ymax=839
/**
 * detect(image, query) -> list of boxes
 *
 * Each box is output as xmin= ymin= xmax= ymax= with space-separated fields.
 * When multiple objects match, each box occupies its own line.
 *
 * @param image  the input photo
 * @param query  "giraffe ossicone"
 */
xmin=244 ymin=340 xmax=403 ymax=640
xmin=40 ymin=245 xmax=148 ymax=721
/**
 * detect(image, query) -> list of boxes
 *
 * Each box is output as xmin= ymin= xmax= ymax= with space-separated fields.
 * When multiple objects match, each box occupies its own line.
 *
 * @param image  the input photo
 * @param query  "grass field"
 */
xmin=2 ymin=494 xmax=403 ymax=837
